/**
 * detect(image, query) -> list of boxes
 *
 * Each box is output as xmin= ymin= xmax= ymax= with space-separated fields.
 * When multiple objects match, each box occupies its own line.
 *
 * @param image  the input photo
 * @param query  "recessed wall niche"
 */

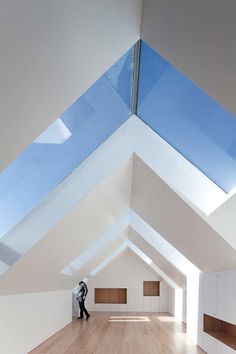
xmin=203 ymin=313 xmax=236 ymax=350
xmin=94 ymin=288 xmax=127 ymax=304
xmin=143 ymin=281 xmax=160 ymax=296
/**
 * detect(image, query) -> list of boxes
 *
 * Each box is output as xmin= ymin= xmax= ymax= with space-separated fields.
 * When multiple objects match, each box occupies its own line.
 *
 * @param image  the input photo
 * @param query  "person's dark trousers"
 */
xmin=79 ymin=299 xmax=89 ymax=318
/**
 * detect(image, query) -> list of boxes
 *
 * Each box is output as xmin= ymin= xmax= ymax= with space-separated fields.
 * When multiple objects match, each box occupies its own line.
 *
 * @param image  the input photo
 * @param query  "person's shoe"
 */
xmin=85 ymin=314 xmax=90 ymax=320
xmin=77 ymin=316 xmax=84 ymax=319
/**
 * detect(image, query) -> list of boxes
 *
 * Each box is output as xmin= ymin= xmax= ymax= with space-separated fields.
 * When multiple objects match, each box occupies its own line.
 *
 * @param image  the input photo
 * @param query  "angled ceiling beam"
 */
xmin=128 ymin=227 xmax=186 ymax=287
xmin=67 ymin=230 xmax=128 ymax=281
xmin=131 ymin=155 xmax=236 ymax=271
xmin=1 ymin=118 xmax=236 ymax=293
xmin=83 ymin=239 xmax=180 ymax=289
xmin=1 ymin=116 xmax=230 ymax=260
xmin=127 ymin=241 xmax=180 ymax=289
xmin=62 ymin=212 xmax=130 ymax=276
xmin=60 ymin=208 xmax=189 ymax=288
xmin=129 ymin=210 xmax=198 ymax=276
xmin=0 ymin=161 xmax=132 ymax=294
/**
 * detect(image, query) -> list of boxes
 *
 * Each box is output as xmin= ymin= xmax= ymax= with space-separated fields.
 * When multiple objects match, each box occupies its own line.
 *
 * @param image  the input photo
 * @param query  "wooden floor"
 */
xmin=30 ymin=312 xmax=206 ymax=354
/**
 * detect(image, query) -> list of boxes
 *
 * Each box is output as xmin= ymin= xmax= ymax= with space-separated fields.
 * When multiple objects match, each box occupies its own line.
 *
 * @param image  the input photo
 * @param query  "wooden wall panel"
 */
xmin=203 ymin=314 xmax=236 ymax=350
xmin=94 ymin=288 xmax=127 ymax=304
xmin=143 ymin=281 xmax=160 ymax=296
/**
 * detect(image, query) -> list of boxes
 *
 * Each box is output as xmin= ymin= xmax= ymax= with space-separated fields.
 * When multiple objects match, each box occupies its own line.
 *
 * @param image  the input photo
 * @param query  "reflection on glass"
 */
xmin=0 ymin=48 xmax=133 ymax=237
xmin=137 ymin=41 xmax=236 ymax=193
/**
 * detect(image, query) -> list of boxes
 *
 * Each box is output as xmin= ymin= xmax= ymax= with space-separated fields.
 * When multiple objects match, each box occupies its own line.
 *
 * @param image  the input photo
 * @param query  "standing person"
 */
xmin=76 ymin=281 xmax=90 ymax=320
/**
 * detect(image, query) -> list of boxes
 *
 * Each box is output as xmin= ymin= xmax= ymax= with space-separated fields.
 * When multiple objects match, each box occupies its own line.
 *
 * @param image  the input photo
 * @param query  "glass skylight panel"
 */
xmin=34 ymin=118 xmax=72 ymax=144
xmin=0 ymin=48 xmax=133 ymax=238
xmin=137 ymin=41 xmax=236 ymax=193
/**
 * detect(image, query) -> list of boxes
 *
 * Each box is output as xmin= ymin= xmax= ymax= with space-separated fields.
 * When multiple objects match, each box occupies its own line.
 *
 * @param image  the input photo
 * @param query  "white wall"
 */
xmin=198 ymin=270 xmax=236 ymax=354
xmin=141 ymin=0 xmax=236 ymax=116
xmin=0 ymin=0 xmax=142 ymax=170
xmin=0 ymin=289 xmax=72 ymax=354
xmin=182 ymin=288 xmax=187 ymax=323
xmin=80 ymin=250 xmax=170 ymax=314
xmin=168 ymin=287 xmax=175 ymax=317
xmin=168 ymin=287 xmax=187 ymax=323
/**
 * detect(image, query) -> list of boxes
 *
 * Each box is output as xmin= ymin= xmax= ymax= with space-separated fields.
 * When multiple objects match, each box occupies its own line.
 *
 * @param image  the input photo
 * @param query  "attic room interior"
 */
xmin=0 ymin=1 xmax=236 ymax=353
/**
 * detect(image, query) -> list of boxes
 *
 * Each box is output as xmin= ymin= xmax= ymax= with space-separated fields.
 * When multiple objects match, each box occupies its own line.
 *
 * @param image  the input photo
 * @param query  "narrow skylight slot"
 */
xmin=34 ymin=118 xmax=72 ymax=144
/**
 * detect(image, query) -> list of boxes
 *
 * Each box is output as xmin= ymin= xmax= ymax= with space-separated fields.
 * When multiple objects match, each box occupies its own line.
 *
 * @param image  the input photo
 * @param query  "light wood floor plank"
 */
xmin=30 ymin=312 xmax=205 ymax=354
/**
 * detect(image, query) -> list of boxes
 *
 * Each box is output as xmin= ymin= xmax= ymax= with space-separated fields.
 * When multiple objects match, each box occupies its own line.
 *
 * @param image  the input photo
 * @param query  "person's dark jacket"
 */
xmin=76 ymin=281 xmax=88 ymax=302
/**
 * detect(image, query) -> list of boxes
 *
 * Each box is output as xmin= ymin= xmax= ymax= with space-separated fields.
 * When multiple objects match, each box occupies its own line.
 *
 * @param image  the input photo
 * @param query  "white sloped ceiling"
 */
xmin=0 ymin=0 xmax=142 ymax=170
